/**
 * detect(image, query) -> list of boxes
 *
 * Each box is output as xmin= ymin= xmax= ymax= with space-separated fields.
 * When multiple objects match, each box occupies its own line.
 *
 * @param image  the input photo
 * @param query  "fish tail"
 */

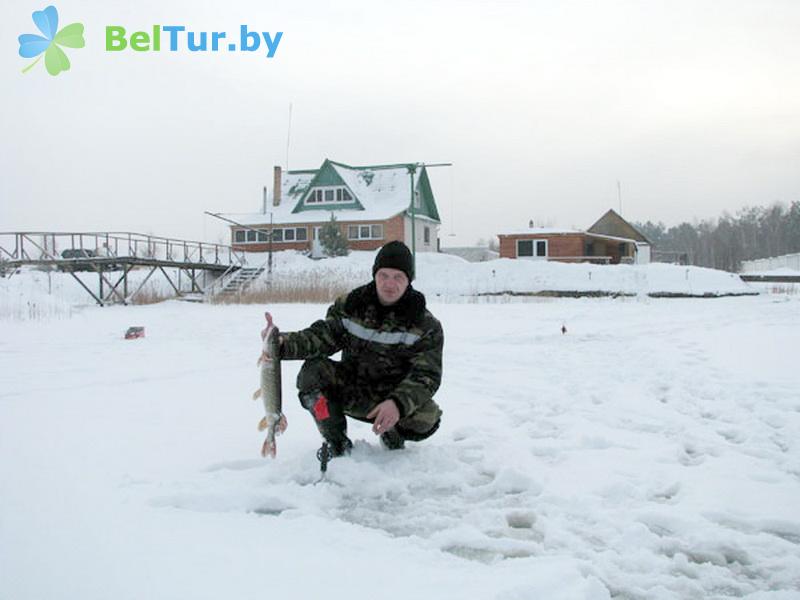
xmin=261 ymin=435 xmax=277 ymax=458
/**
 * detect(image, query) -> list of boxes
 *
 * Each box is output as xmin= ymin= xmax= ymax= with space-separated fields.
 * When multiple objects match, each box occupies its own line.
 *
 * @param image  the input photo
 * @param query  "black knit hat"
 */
xmin=372 ymin=241 xmax=414 ymax=281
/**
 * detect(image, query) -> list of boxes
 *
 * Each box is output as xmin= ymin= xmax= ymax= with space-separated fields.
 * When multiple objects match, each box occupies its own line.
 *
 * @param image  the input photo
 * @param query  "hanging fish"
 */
xmin=253 ymin=312 xmax=287 ymax=457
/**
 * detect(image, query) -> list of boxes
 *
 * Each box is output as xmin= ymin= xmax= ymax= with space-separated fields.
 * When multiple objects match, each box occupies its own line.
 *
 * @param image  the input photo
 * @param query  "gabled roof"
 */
xmin=500 ymin=210 xmax=651 ymax=245
xmin=221 ymin=159 xmax=441 ymax=226
xmin=289 ymin=160 xmax=365 ymax=214
xmin=588 ymin=209 xmax=651 ymax=244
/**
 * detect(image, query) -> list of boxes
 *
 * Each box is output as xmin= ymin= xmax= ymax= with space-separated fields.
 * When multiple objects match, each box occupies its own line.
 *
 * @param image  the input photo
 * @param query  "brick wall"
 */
xmin=498 ymin=236 xmax=515 ymax=258
xmin=549 ymin=235 xmax=585 ymax=257
xmin=235 ymin=241 xmax=309 ymax=253
xmin=232 ymin=222 xmax=312 ymax=253
xmin=233 ymin=214 xmax=407 ymax=253
xmin=499 ymin=234 xmax=586 ymax=258
xmin=384 ymin=214 xmax=405 ymax=245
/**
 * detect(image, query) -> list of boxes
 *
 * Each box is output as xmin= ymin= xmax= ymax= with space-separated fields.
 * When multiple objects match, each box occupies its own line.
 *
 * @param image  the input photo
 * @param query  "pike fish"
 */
xmin=252 ymin=312 xmax=287 ymax=457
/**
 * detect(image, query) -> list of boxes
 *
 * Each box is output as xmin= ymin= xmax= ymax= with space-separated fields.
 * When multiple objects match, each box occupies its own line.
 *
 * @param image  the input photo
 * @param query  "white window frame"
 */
xmin=274 ymin=227 xmax=306 ymax=243
xmin=305 ymin=186 xmax=353 ymax=205
xmin=517 ymin=238 xmax=548 ymax=259
xmin=348 ymin=223 xmax=384 ymax=240
xmin=236 ymin=227 xmax=308 ymax=244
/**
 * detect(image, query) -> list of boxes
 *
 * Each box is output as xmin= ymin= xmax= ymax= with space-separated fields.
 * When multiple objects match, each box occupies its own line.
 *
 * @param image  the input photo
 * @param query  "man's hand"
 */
xmin=367 ymin=400 xmax=400 ymax=435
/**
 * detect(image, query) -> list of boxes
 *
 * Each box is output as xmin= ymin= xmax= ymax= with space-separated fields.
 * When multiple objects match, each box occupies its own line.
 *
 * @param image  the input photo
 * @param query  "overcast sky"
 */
xmin=2 ymin=0 xmax=799 ymax=246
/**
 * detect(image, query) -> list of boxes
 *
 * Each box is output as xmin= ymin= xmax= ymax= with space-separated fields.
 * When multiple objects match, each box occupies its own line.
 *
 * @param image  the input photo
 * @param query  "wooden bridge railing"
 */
xmin=0 ymin=232 xmax=246 ymax=267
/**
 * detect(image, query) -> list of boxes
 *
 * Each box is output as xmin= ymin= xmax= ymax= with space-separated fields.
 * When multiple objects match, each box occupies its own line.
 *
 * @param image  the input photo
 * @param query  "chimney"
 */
xmin=273 ymin=166 xmax=282 ymax=207
xmin=529 ymin=219 xmax=534 ymax=229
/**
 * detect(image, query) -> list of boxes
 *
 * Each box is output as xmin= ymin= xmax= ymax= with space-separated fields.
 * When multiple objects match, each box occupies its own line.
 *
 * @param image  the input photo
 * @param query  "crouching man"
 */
xmin=279 ymin=241 xmax=443 ymax=463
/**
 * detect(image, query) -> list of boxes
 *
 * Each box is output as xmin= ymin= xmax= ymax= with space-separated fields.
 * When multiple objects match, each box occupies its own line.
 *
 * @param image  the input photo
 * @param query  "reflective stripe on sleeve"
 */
xmin=341 ymin=318 xmax=421 ymax=346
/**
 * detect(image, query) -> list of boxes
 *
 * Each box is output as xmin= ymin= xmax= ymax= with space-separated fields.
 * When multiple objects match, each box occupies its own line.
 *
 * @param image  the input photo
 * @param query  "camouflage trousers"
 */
xmin=296 ymin=358 xmax=442 ymax=444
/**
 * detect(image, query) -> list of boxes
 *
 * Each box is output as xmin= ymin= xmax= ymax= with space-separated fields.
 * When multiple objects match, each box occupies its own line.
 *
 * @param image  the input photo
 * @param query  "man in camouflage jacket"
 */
xmin=280 ymin=241 xmax=443 ymax=457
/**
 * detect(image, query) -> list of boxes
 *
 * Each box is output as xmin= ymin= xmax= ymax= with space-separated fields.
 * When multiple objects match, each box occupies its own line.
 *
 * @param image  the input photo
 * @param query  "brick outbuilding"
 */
xmin=498 ymin=210 xmax=651 ymax=265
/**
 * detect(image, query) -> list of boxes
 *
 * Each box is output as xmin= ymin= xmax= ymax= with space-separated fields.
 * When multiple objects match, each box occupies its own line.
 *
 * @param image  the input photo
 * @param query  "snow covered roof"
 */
xmin=220 ymin=160 xmax=440 ymax=226
xmin=502 ymin=211 xmax=651 ymax=245
xmin=585 ymin=232 xmax=650 ymax=245
xmin=500 ymin=228 xmax=649 ymax=245
xmin=500 ymin=228 xmax=583 ymax=236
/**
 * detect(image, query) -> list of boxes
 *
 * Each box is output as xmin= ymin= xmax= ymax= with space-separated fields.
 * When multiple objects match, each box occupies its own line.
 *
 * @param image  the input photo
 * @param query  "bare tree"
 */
xmin=634 ymin=200 xmax=800 ymax=271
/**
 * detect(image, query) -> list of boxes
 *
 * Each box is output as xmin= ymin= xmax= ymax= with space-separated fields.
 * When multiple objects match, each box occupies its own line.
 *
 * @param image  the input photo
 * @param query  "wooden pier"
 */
xmin=0 ymin=232 xmax=247 ymax=306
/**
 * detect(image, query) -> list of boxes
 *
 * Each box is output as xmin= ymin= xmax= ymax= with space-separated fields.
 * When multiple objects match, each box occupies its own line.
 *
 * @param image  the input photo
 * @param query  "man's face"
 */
xmin=375 ymin=267 xmax=409 ymax=306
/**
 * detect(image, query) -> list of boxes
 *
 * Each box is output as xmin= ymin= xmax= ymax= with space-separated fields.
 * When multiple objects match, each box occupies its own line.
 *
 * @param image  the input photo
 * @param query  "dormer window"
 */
xmin=306 ymin=186 xmax=353 ymax=204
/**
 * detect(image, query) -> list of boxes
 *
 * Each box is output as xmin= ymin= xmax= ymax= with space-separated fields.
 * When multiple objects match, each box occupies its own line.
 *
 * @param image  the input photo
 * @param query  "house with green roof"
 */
xmin=222 ymin=159 xmax=442 ymax=257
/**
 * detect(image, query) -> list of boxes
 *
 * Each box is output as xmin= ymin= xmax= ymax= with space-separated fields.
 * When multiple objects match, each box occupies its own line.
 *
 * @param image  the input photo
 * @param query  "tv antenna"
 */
xmin=448 ymin=166 xmax=456 ymax=237
xmin=286 ymin=102 xmax=293 ymax=171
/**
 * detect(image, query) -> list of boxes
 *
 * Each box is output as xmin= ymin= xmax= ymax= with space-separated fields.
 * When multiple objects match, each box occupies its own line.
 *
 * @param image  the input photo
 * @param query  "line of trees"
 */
xmin=634 ymin=201 xmax=800 ymax=272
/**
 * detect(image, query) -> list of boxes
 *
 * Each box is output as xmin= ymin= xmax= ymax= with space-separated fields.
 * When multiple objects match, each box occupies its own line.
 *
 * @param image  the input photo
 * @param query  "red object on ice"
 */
xmin=125 ymin=326 xmax=145 ymax=340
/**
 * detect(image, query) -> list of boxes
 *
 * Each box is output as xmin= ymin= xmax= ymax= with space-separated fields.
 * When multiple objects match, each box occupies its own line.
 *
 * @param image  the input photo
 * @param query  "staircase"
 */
xmin=210 ymin=265 xmax=266 ymax=301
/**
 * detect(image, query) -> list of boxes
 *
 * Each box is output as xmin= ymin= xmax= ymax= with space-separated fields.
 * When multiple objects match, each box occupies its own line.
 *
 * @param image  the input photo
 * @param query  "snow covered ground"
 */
xmin=249 ymin=251 xmax=756 ymax=299
xmin=0 ymin=251 xmax=756 ymax=323
xmin=2 ymin=293 xmax=799 ymax=599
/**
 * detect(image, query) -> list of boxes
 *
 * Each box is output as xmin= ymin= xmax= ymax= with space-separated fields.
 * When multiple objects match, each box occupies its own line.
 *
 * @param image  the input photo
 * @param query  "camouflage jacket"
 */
xmin=281 ymin=282 xmax=443 ymax=418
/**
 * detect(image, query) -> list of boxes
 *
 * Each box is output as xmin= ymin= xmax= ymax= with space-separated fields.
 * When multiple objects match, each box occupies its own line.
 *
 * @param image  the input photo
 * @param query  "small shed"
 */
xmin=498 ymin=210 xmax=651 ymax=264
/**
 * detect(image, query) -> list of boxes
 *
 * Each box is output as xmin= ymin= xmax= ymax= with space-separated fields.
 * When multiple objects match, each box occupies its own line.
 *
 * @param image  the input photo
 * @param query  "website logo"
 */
xmin=105 ymin=26 xmax=283 ymax=57
xmin=18 ymin=5 xmax=85 ymax=76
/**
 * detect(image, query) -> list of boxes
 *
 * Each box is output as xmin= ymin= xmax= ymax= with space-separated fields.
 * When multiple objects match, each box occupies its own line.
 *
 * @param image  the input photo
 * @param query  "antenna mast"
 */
xmin=285 ymin=102 xmax=293 ymax=171
xmin=448 ymin=166 xmax=456 ymax=237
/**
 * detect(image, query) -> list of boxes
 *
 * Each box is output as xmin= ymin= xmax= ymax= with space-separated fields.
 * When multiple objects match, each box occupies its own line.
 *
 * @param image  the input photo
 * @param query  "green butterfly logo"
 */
xmin=18 ymin=6 xmax=85 ymax=76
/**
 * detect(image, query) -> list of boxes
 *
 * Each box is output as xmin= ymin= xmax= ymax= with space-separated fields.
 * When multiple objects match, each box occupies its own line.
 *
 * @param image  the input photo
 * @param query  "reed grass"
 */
xmin=129 ymin=288 xmax=173 ymax=305
xmin=211 ymin=279 xmax=354 ymax=304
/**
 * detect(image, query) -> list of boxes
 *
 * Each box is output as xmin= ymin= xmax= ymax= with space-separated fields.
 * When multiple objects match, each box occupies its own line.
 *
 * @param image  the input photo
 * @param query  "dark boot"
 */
xmin=318 ymin=436 xmax=353 ymax=459
xmin=380 ymin=428 xmax=405 ymax=450
xmin=300 ymin=390 xmax=351 ymax=453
